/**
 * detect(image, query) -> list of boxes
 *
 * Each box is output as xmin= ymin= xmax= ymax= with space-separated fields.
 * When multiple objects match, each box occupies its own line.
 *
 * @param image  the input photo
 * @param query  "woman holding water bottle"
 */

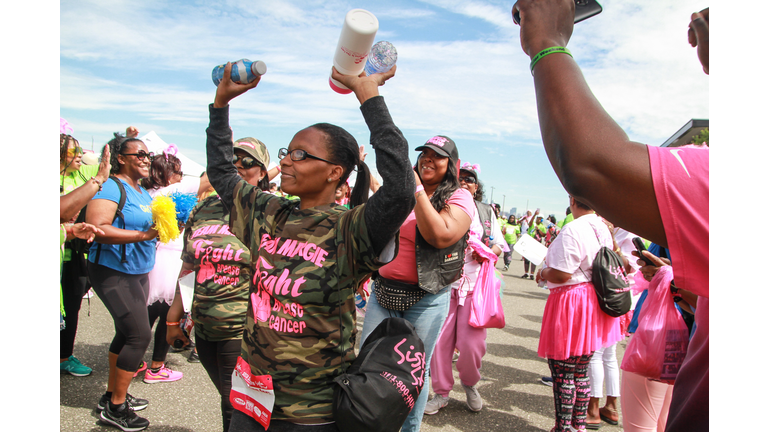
xmin=205 ymin=60 xmax=416 ymax=432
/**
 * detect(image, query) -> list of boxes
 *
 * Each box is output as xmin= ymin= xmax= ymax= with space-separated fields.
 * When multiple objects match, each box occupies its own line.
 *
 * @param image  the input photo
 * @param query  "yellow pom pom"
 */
xmin=151 ymin=195 xmax=180 ymax=243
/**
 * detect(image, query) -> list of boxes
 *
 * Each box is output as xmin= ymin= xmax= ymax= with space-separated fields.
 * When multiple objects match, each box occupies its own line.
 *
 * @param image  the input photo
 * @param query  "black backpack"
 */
xmin=94 ymin=176 xmax=128 ymax=264
xmin=584 ymin=224 xmax=631 ymax=317
xmin=333 ymin=318 xmax=425 ymax=432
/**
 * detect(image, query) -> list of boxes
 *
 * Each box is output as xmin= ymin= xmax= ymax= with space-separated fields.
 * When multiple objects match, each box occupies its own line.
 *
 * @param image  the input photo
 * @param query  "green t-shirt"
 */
xmin=181 ymin=196 xmax=250 ymax=341
xmin=230 ymin=181 xmax=389 ymax=424
xmin=60 ymin=164 xmax=99 ymax=196
xmin=503 ymin=222 xmax=520 ymax=245
xmin=561 ymin=213 xmax=574 ymax=227
xmin=60 ymin=165 xmax=99 ymax=261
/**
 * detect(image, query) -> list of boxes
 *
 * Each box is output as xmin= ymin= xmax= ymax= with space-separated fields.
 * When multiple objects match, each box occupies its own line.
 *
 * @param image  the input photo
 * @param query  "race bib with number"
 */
xmin=230 ymin=356 xmax=275 ymax=429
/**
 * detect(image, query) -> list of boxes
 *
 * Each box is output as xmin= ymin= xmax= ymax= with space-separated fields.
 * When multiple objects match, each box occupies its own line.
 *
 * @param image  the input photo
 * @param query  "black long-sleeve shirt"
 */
xmin=205 ymin=95 xmax=415 ymax=254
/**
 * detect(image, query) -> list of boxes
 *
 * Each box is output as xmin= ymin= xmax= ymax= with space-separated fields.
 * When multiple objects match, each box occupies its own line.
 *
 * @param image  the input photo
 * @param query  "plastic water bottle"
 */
xmin=364 ymin=41 xmax=397 ymax=75
xmin=212 ymin=59 xmax=267 ymax=86
xmin=330 ymin=9 xmax=379 ymax=94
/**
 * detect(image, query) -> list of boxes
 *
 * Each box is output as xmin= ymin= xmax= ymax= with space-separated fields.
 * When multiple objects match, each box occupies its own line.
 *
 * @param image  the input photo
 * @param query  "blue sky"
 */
xmin=60 ymin=0 xmax=709 ymax=221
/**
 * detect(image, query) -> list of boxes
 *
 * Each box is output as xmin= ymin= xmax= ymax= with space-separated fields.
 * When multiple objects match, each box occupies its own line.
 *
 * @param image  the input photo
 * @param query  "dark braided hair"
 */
xmin=60 ymin=133 xmax=80 ymax=170
xmin=309 ymin=123 xmax=371 ymax=208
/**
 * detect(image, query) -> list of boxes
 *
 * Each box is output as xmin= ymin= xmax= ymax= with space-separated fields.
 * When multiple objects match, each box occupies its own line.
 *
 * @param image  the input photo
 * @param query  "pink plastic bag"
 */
xmin=620 ymin=266 xmax=688 ymax=384
xmin=467 ymin=237 xmax=505 ymax=329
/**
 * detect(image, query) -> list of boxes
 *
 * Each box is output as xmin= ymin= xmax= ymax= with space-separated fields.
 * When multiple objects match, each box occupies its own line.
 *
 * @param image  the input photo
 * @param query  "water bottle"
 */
xmin=364 ymin=41 xmax=397 ymax=76
xmin=212 ymin=59 xmax=267 ymax=86
xmin=330 ymin=9 xmax=379 ymax=94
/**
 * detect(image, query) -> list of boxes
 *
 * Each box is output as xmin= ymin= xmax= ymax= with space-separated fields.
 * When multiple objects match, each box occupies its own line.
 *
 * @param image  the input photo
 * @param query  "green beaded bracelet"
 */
xmin=529 ymin=46 xmax=572 ymax=74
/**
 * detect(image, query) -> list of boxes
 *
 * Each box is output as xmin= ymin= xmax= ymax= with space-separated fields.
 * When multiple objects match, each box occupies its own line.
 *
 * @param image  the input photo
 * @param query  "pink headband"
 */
xmin=461 ymin=162 xmax=481 ymax=175
xmin=163 ymin=144 xmax=178 ymax=160
xmin=60 ymin=118 xmax=73 ymax=135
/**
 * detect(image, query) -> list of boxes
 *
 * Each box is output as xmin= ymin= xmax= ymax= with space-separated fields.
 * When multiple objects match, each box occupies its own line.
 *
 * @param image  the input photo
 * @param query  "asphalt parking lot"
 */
xmin=60 ymin=251 xmax=627 ymax=432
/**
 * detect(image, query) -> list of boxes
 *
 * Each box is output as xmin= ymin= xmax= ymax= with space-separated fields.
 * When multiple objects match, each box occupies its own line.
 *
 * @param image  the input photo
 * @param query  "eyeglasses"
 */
xmin=278 ymin=148 xmax=336 ymax=165
xmin=66 ymin=146 xmax=83 ymax=158
xmin=233 ymin=154 xmax=263 ymax=170
xmin=459 ymin=176 xmax=477 ymax=184
xmin=121 ymin=151 xmax=154 ymax=161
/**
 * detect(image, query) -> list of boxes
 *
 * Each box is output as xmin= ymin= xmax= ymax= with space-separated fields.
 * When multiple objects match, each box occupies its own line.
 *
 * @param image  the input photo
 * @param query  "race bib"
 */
xmin=230 ymin=356 xmax=274 ymax=429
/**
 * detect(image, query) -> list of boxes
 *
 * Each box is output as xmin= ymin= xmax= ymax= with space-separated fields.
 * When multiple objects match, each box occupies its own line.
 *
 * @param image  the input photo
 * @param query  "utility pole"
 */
xmin=502 ymin=195 xmax=506 ymax=214
xmin=490 ymin=186 xmax=495 ymax=204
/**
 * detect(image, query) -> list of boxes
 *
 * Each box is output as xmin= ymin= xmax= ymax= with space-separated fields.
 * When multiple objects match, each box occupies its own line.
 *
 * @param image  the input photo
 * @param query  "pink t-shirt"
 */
xmin=647 ymin=145 xmax=709 ymax=298
xmin=647 ymin=145 xmax=709 ymax=432
xmin=378 ymin=188 xmax=475 ymax=284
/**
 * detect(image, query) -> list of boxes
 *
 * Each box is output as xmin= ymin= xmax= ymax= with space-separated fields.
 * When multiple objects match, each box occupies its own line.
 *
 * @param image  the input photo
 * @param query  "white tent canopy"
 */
xmin=140 ymin=131 xmax=206 ymax=177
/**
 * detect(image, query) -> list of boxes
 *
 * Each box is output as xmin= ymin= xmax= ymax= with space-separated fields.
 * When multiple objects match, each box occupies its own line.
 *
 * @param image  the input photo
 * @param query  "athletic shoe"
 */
xmin=60 ymin=355 xmax=92 ymax=377
xmin=100 ymin=401 xmax=149 ymax=432
xmin=462 ymin=383 xmax=483 ymax=412
xmin=188 ymin=350 xmax=201 ymax=363
xmin=97 ymin=393 xmax=149 ymax=412
xmin=522 ymin=273 xmax=529 ymax=279
xmin=143 ymin=364 xmax=183 ymax=383
xmin=540 ymin=376 xmax=553 ymax=386
xmin=424 ymin=394 xmax=450 ymax=415
xmin=132 ymin=361 xmax=147 ymax=378
xmin=83 ymin=289 xmax=94 ymax=299
xmin=529 ymin=274 xmax=535 ymax=280
xmin=502 ymin=265 xmax=508 ymax=271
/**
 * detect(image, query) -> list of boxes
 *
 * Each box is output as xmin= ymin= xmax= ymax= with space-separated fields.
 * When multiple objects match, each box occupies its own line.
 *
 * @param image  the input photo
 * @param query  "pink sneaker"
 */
xmin=143 ymin=364 xmax=183 ymax=383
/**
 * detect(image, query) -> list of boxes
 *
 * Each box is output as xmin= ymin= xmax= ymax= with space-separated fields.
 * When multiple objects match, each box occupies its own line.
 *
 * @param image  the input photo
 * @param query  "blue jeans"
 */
xmin=360 ymin=286 xmax=451 ymax=432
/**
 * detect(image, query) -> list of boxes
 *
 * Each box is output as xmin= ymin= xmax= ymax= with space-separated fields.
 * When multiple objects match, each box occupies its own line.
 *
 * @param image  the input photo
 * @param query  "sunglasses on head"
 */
xmin=66 ymin=146 xmax=84 ymax=158
xmin=459 ymin=175 xmax=477 ymax=184
xmin=121 ymin=150 xmax=154 ymax=161
xmin=233 ymin=154 xmax=263 ymax=170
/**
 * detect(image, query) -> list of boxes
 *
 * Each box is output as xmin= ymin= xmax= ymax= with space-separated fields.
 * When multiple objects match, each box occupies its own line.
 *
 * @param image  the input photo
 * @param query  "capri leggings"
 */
xmin=88 ymin=261 xmax=152 ymax=372
xmin=548 ymin=354 xmax=593 ymax=432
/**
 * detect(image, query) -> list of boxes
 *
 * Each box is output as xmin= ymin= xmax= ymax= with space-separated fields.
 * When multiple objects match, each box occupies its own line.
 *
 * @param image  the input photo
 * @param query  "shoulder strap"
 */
xmin=95 ymin=177 xmax=129 ymax=264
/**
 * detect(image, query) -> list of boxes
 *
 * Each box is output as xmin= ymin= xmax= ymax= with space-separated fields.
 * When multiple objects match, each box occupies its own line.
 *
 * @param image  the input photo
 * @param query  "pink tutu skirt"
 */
xmin=538 ymin=281 xmax=622 ymax=361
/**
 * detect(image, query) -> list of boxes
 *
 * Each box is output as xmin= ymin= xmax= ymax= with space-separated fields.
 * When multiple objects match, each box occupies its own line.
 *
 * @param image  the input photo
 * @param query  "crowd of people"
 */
xmin=60 ymin=4 xmax=709 ymax=432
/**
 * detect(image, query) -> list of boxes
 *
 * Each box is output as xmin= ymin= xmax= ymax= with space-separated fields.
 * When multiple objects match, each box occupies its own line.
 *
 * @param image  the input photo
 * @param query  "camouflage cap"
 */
xmin=234 ymin=137 xmax=270 ymax=168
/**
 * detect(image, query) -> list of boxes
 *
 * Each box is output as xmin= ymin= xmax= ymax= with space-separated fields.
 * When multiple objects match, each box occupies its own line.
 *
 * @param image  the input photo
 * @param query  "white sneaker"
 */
xmin=424 ymin=394 xmax=449 ymax=415
xmin=462 ymin=383 xmax=483 ymax=412
xmin=83 ymin=289 xmax=94 ymax=299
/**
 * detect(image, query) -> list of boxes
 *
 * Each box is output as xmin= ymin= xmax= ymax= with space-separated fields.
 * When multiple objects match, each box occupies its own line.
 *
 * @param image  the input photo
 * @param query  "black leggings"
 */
xmin=196 ymin=336 xmax=241 ymax=432
xmin=147 ymin=301 xmax=171 ymax=363
xmin=60 ymin=254 xmax=89 ymax=359
xmin=88 ymin=261 xmax=151 ymax=372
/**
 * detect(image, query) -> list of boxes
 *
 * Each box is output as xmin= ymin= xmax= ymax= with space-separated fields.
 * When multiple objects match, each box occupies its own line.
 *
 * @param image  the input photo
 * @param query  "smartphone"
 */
xmin=632 ymin=237 xmax=647 ymax=257
xmin=513 ymin=0 xmax=602 ymax=25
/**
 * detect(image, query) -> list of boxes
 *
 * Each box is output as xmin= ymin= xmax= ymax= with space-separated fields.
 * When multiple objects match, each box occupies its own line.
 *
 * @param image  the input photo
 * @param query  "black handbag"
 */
xmin=333 ymin=317 xmax=425 ymax=432
xmin=332 ymin=240 xmax=425 ymax=432
xmin=585 ymin=224 xmax=631 ymax=317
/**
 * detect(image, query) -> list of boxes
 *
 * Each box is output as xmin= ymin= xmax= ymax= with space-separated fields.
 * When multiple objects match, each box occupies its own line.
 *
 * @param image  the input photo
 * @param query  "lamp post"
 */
xmin=502 ymin=195 xmax=506 ymax=215
xmin=490 ymin=186 xmax=495 ymax=204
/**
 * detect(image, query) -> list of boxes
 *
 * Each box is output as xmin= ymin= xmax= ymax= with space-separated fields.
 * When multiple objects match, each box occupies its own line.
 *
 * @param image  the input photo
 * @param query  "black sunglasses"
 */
xmin=459 ymin=176 xmax=477 ymax=184
xmin=233 ymin=154 xmax=263 ymax=170
xmin=278 ymin=147 xmax=335 ymax=165
xmin=121 ymin=151 xmax=154 ymax=161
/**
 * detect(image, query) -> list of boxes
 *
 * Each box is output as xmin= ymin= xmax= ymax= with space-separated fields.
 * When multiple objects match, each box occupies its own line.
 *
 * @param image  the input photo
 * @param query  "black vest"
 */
xmin=414 ymin=226 xmax=468 ymax=294
xmin=474 ymin=200 xmax=495 ymax=247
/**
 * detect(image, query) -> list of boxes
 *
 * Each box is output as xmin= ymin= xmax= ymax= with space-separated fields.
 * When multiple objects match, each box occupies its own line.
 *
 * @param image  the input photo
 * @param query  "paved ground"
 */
xmin=60 ymin=251 xmax=627 ymax=432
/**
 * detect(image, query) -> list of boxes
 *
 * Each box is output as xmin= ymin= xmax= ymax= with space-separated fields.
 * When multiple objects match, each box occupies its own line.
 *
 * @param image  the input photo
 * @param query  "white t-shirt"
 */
xmin=544 ymin=213 xmax=612 ymax=289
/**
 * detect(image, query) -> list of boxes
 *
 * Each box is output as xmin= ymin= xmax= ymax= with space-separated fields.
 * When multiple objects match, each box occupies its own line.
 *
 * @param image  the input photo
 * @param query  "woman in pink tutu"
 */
xmin=535 ymin=196 xmax=622 ymax=432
